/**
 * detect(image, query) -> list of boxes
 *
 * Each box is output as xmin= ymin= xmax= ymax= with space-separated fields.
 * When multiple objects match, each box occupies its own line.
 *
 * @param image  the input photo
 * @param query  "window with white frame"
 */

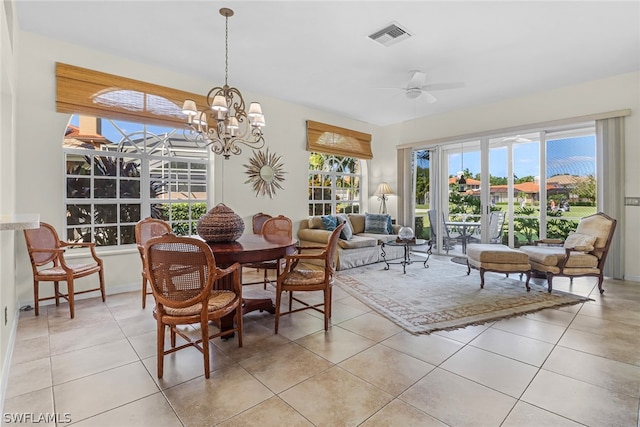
xmin=308 ymin=153 xmax=361 ymax=215
xmin=64 ymin=115 xmax=209 ymax=246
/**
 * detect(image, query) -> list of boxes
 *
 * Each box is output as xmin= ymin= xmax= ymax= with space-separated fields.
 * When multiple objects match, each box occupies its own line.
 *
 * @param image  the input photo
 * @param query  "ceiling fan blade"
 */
xmin=422 ymin=82 xmax=465 ymax=91
xmin=423 ymin=91 xmax=438 ymax=104
xmin=408 ymin=70 xmax=426 ymax=88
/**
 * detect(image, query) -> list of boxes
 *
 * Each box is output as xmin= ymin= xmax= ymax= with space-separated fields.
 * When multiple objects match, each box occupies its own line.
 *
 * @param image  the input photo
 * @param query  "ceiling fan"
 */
xmin=388 ymin=70 xmax=465 ymax=103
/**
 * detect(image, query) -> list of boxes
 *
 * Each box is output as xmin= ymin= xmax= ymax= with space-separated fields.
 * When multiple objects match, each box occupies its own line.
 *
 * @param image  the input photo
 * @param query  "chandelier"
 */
xmin=181 ymin=8 xmax=265 ymax=159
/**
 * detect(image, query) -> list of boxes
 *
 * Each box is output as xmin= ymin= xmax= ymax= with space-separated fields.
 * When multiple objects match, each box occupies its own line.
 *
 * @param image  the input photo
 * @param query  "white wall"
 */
xmin=390 ymin=72 xmax=640 ymax=281
xmin=1 ymin=0 xmax=19 ymax=407
xmin=13 ymin=31 xmax=386 ymax=306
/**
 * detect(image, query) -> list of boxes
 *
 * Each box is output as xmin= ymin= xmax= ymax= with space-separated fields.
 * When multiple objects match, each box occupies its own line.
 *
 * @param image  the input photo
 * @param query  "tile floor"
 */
xmin=4 ymin=259 xmax=640 ymax=426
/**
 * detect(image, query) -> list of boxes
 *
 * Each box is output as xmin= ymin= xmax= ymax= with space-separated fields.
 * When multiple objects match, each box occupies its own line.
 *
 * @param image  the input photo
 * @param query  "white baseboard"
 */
xmin=1 ymin=301 xmax=21 ymax=416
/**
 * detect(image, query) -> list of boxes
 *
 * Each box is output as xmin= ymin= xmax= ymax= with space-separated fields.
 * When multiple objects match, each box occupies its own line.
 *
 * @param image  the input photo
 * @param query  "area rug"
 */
xmin=335 ymin=257 xmax=592 ymax=335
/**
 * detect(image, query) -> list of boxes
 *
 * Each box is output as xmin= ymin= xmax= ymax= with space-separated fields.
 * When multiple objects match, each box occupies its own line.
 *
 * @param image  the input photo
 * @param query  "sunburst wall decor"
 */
xmin=243 ymin=149 xmax=286 ymax=198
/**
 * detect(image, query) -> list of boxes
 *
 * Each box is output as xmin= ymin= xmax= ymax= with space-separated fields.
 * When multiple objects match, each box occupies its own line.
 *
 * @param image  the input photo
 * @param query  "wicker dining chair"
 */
xmin=274 ymin=223 xmax=344 ymax=333
xmin=23 ymin=222 xmax=106 ymax=319
xmin=144 ymin=233 xmax=243 ymax=379
xmin=135 ymin=217 xmax=172 ymax=308
xmin=251 ymin=212 xmax=272 ymax=234
xmin=244 ymin=215 xmax=294 ymax=289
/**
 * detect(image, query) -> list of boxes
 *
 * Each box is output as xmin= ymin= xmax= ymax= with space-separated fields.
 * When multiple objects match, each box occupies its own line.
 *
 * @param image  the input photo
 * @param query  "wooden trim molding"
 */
xmin=56 ymin=62 xmax=208 ymax=127
xmin=306 ymin=120 xmax=373 ymax=160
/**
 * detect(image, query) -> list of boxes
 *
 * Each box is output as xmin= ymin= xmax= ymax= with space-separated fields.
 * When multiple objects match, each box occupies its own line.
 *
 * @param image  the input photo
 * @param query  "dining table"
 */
xmin=201 ymin=233 xmax=298 ymax=331
xmin=444 ymin=221 xmax=481 ymax=254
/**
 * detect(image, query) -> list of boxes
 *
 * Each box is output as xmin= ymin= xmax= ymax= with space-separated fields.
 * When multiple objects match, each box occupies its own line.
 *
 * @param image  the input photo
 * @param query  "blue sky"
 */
xmin=442 ymin=136 xmax=596 ymax=178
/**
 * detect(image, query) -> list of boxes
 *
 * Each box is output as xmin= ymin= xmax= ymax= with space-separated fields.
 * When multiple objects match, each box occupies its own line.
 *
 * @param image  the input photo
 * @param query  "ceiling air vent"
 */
xmin=368 ymin=22 xmax=412 ymax=47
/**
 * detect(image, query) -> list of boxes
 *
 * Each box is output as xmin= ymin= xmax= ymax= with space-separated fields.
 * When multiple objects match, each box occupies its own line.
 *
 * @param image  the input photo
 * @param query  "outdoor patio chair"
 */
xmin=428 ymin=209 xmax=456 ymax=254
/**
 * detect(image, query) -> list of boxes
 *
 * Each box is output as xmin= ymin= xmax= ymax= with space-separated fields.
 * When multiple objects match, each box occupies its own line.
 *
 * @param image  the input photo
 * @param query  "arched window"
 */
xmin=64 ymin=114 xmax=209 ymax=246
xmin=308 ymin=153 xmax=361 ymax=215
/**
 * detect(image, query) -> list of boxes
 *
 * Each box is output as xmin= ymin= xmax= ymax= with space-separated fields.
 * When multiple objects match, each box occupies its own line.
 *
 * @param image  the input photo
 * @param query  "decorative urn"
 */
xmin=196 ymin=203 xmax=245 ymax=242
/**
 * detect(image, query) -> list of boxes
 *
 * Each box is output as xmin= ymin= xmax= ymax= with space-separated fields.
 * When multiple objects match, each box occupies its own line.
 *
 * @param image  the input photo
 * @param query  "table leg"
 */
xmin=381 ymin=243 xmax=391 ymax=270
xmin=217 ymin=265 xmax=276 ymax=336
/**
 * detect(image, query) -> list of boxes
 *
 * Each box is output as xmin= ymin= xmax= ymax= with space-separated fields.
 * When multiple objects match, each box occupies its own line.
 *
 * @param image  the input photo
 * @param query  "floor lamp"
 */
xmin=376 ymin=182 xmax=393 ymax=214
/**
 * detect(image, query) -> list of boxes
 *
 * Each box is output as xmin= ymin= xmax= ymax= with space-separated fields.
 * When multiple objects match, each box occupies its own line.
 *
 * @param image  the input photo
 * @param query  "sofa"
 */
xmin=297 ymin=213 xmax=407 ymax=270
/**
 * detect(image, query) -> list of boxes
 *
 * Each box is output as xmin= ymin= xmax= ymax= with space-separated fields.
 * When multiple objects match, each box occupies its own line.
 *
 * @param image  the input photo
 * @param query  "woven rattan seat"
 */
xmin=144 ymin=233 xmax=242 ymax=379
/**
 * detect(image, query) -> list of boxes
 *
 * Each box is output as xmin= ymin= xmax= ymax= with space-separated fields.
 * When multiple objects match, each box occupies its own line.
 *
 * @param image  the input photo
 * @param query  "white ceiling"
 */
xmin=15 ymin=1 xmax=640 ymax=126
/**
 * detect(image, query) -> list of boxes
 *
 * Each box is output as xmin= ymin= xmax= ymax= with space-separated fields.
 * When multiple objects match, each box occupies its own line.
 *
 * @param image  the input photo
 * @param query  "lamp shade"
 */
xmin=212 ymin=95 xmax=228 ymax=112
xmin=248 ymin=102 xmax=263 ymax=117
xmin=376 ymin=182 xmax=394 ymax=196
xmin=182 ymin=99 xmax=198 ymax=116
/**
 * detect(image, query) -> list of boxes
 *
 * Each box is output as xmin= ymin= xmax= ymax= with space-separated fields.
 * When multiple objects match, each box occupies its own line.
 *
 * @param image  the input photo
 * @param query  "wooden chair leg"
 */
xmin=157 ymin=320 xmax=165 ymax=379
xmin=202 ymin=319 xmax=210 ymax=379
xmin=33 ymin=281 xmax=39 ymax=316
xmin=54 ymin=281 xmax=60 ymax=306
xmin=67 ymin=279 xmax=75 ymax=319
xmin=142 ymin=275 xmax=147 ymax=309
xmin=275 ymin=287 xmax=282 ymax=334
xmin=99 ymin=268 xmax=106 ymax=302
xmin=323 ymin=289 xmax=330 ymax=331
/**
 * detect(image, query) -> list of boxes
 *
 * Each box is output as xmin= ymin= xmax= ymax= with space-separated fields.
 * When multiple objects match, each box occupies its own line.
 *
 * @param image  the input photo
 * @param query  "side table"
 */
xmin=381 ymin=238 xmax=432 ymax=274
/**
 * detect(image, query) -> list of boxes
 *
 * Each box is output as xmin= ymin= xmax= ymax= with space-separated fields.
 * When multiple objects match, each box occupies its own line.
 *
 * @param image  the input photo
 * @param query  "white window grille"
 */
xmin=64 ymin=115 xmax=209 ymax=246
xmin=308 ymin=153 xmax=361 ymax=215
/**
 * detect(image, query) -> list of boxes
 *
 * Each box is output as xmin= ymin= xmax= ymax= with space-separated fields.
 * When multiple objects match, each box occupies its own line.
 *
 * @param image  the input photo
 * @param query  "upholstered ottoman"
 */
xmin=466 ymin=244 xmax=531 ymax=290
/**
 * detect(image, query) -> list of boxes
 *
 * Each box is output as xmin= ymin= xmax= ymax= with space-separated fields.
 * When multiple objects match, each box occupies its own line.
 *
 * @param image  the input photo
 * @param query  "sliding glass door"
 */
xmin=412 ymin=124 xmax=597 ymax=255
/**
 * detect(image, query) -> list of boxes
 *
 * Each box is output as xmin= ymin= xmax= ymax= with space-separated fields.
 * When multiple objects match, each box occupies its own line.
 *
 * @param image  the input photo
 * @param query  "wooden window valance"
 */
xmin=306 ymin=120 xmax=373 ymax=160
xmin=56 ymin=62 xmax=208 ymax=128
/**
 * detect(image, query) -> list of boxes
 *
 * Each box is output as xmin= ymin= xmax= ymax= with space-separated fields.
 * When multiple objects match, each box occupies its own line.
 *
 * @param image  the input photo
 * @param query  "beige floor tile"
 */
xmin=216 ymin=396 xmax=314 ymax=427
xmin=522 ymin=306 xmax=578 ymax=327
xmin=280 ymin=366 xmax=393 ymax=426
xmin=116 ymin=311 xmax=157 ymax=337
xmin=142 ymin=343 xmax=235 ymax=389
xmin=543 ymin=345 xmax=640 ymax=397
xmin=400 ymin=368 xmax=516 ymax=426
xmin=46 ymin=302 xmax=113 ymax=334
xmin=558 ymin=327 xmax=640 ymax=366
xmin=339 ymin=343 xmax=434 ymax=396
xmin=569 ymin=313 xmax=640 ymax=343
xmin=49 ymin=319 xmax=124 ymax=355
xmin=240 ymin=342 xmax=333 ymax=393
xmin=471 ymin=327 xmax=554 ymax=366
xmin=360 ymin=399 xmax=448 ymax=427
xmin=578 ymin=302 xmax=640 ymax=327
xmin=502 ymin=401 xmax=583 ymax=426
xmin=5 ymin=357 xmax=52 ymax=399
xmin=15 ymin=314 xmax=49 ymax=341
xmin=336 ymin=311 xmax=403 ymax=341
xmin=212 ymin=320 xmax=290 ymax=362
xmin=70 ymin=392 xmax=182 ymax=427
xmin=51 ymin=338 xmax=139 ymax=385
xmin=491 ymin=315 xmax=567 ymax=344
xmin=307 ymin=298 xmax=369 ymax=324
xmin=163 ymin=365 xmax=274 ymax=426
xmin=381 ymin=330 xmax=464 ymax=365
xmin=432 ymin=323 xmax=492 ymax=343
xmin=53 ymin=362 xmax=159 ymax=423
xmin=2 ymin=387 xmax=55 ymax=427
xmin=10 ymin=335 xmax=50 ymax=366
xmin=440 ymin=345 xmax=539 ymax=398
xmin=333 ymin=294 xmax=374 ymax=313
xmin=295 ymin=326 xmax=376 ymax=364
xmin=522 ymin=369 xmax=639 ymax=426
xmin=273 ymin=311 xmax=326 ymax=341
